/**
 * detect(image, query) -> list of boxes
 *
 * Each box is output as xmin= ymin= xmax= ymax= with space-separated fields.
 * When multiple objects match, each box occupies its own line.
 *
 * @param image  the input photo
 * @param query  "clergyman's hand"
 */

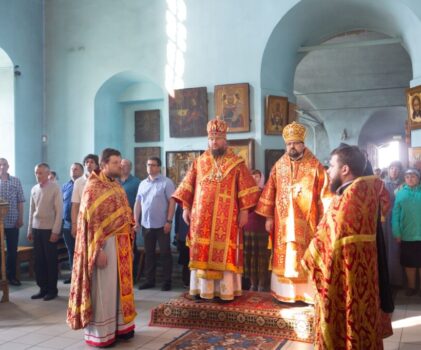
xmin=182 ymin=208 xmax=191 ymax=225
xmin=238 ymin=210 xmax=248 ymax=228
xmin=96 ymin=249 xmax=108 ymax=269
xmin=265 ymin=217 xmax=274 ymax=233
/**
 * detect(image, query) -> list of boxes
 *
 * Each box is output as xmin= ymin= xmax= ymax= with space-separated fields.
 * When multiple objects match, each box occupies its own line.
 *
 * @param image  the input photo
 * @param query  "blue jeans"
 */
xmin=5 ymin=228 xmax=19 ymax=280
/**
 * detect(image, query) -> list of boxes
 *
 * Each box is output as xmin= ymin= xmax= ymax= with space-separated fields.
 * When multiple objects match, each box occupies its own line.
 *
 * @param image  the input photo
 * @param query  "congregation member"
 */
xmin=174 ymin=203 xmax=190 ymax=288
xmin=61 ymin=162 xmax=84 ymax=284
xmin=0 ymin=157 xmax=25 ymax=286
xmin=119 ymin=159 xmax=140 ymax=210
xmin=119 ymin=158 xmax=141 ymax=279
xmin=256 ymin=121 xmax=329 ymax=303
xmin=70 ymin=154 xmax=99 ymax=237
xmin=134 ymin=156 xmax=175 ymax=291
xmin=243 ymin=169 xmax=270 ymax=292
xmin=67 ymin=148 xmax=136 ymax=347
xmin=392 ymin=168 xmax=421 ymax=296
xmin=48 ymin=171 xmax=58 ymax=183
xmin=303 ymin=145 xmax=392 ymax=349
xmin=173 ymin=117 xmax=260 ymax=301
xmin=382 ymin=161 xmax=404 ymax=287
xmin=28 ymin=163 xmax=62 ymax=301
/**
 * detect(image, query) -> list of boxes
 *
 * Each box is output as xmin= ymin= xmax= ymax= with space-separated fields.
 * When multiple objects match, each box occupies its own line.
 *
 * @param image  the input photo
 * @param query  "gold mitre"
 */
xmin=207 ymin=116 xmax=228 ymax=138
xmin=282 ymin=121 xmax=306 ymax=143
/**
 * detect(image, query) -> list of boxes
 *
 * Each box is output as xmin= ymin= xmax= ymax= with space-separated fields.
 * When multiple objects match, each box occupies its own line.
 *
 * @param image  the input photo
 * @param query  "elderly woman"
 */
xmin=383 ymin=161 xmax=404 ymax=287
xmin=392 ymin=168 xmax=421 ymax=296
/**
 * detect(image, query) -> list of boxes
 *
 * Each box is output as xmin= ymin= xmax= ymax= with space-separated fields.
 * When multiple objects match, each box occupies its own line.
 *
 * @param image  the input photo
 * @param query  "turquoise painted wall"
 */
xmin=0 ymin=0 xmax=44 ymax=242
xmin=43 ymin=0 xmax=421 ymax=179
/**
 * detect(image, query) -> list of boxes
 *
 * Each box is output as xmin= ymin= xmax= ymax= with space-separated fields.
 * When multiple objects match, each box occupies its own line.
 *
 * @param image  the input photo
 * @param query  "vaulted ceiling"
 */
xmin=294 ymin=30 xmax=411 ymax=148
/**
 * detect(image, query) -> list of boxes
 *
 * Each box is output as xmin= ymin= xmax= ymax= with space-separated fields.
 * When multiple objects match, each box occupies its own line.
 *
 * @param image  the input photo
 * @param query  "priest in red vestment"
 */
xmin=302 ymin=145 xmax=392 ymax=349
xmin=256 ymin=122 xmax=329 ymax=303
xmin=172 ymin=117 xmax=260 ymax=301
xmin=67 ymin=148 xmax=136 ymax=348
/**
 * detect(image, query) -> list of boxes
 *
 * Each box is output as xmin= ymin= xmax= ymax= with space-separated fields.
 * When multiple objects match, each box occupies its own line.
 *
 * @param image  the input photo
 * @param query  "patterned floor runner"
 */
xmin=160 ymin=329 xmax=288 ymax=349
xmin=151 ymin=291 xmax=314 ymax=343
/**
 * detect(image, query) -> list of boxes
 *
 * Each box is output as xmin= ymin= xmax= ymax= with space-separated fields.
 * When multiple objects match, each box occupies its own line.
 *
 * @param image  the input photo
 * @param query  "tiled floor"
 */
xmin=1 ymin=280 xmax=421 ymax=349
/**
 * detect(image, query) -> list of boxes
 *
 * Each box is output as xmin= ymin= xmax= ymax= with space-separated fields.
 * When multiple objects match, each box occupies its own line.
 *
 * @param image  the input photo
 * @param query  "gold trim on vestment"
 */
xmin=87 ymin=207 xmax=129 ymax=256
xmin=238 ymin=186 xmax=260 ymax=198
xmin=196 ymin=269 xmax=223 ymax=280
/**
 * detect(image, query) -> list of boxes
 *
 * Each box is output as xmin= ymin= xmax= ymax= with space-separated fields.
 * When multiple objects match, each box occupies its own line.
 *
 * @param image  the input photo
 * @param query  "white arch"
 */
xmin=93 ymin=70 xmax=164 ymax=156
xmin=0 ymin=47 xmax=15 ymax=172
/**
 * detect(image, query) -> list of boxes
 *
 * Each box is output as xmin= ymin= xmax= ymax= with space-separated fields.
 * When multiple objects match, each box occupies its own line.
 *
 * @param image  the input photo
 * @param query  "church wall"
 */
xmin=0 ymin=0 xmax=44 ymax=242
xmin=0 ymin=0 xmax=44 ymax=181
xmin=41 ymin=0 xmax=421 ymax=179
xmin=44 ymin=0 xmax=299 ymax=178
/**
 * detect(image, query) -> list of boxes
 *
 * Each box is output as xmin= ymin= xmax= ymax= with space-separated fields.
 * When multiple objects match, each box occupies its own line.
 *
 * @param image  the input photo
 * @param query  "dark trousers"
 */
xmin=142 ymin=226 xmax=172 ymax=285
xmin=5 ymin=228 xmax=19 ymax=280
xmin=33 ymin=229 xmax=58 ymax=295
xmin=62 ymin=228 xmax=75 ymax=270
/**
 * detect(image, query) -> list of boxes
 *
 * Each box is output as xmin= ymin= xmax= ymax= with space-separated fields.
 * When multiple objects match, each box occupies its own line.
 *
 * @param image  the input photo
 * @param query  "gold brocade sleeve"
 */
xmin=172 ymin=160 xmax=197 ymax=209
xmin=237 ymin=163 xmax=260 ymax=210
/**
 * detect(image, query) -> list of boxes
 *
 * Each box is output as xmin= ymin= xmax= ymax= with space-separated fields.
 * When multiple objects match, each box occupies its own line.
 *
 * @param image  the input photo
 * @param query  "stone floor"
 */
xmin=1 ymin=277 xmax=421 ymax=349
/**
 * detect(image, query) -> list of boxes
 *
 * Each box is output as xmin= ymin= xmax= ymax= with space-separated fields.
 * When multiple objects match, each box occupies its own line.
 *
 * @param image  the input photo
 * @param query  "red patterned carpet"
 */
xmin=160 ymin=329 xmax=288 ymax=349
xmin=150 ymin=291 xmax=314 ymax=343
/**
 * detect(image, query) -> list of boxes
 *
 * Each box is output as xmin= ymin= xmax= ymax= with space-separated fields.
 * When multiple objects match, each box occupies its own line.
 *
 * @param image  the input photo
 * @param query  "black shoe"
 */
xmin=31 ymin=291 xmax=47 ymax=299
xmin=117 ymin=330 xmax=134 ymax=340
xmin=43 ymin=293 xmax=57 ymax=301
xmin=138 ymin=282 xmax=155 ymax=290
xmin=161 ymin=283 xmax=171 ymax=291
xmin=191 ymin=295 xmax=206 ymax=303
xmin=8 ymin=278 xmax=21 ymax=286
xmin=63 ymin=278 xmax=71 ymax=284
xmin=214 ymin=297 xmax=233 ymax=304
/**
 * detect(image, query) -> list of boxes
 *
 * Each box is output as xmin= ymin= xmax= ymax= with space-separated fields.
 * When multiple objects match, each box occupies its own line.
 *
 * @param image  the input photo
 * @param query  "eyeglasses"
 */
xmin=147 ymin=163 xmax=159 ymax=167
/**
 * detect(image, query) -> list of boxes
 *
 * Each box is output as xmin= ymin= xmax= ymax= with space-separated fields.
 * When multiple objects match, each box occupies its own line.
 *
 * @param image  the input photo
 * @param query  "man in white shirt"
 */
xmin=70 ymin=154 xmax=99 ymax=237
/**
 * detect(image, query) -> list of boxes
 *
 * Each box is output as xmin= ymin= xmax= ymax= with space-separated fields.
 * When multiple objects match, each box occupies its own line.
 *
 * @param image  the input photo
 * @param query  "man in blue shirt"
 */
xmin=119 ymin=158 xmax=141 ymax=280
xmin=61 ymin=162 xmax=83 ymax=284
xmin=134 ymin=156 xmax=175 ymax=291
xmin=119 ymin=159 xmax=141 ymax=210
xmin=0 ymin=158 xmax=25 ymax=286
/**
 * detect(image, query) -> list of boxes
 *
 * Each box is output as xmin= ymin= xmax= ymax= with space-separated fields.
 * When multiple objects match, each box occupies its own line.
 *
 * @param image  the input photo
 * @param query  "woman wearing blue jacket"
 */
xmin=392 ymin=168 xmax=421 ymax=296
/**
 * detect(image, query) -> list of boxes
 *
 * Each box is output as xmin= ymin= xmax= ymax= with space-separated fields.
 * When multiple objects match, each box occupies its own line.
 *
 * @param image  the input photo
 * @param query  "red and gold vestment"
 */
xmin=255 ymin=148 xmax=329 ymax=302
xmin=172 ymin=149 xmax=260 ymax=278
xmin=302 ymin=176 xmax=392 ymax=349
xmin=67 ymin=171 xmax=136 ymax=330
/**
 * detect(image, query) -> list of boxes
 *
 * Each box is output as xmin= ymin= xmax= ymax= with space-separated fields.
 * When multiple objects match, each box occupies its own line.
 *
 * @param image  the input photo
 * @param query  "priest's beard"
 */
xmin=288 ymin=148 xmax=303 ymax=160
xmin=211 ymin=147 xmax=226 ymax=158
xmin=329 ymin=176 xmax=342 ymax=193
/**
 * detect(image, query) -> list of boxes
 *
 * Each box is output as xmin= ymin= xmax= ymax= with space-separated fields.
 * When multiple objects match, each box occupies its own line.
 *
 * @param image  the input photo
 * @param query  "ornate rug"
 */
xmin=150 ymin=291 xmax=314 ymax=343
xmin=160 ymin=329 xmax=288 ymax=349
